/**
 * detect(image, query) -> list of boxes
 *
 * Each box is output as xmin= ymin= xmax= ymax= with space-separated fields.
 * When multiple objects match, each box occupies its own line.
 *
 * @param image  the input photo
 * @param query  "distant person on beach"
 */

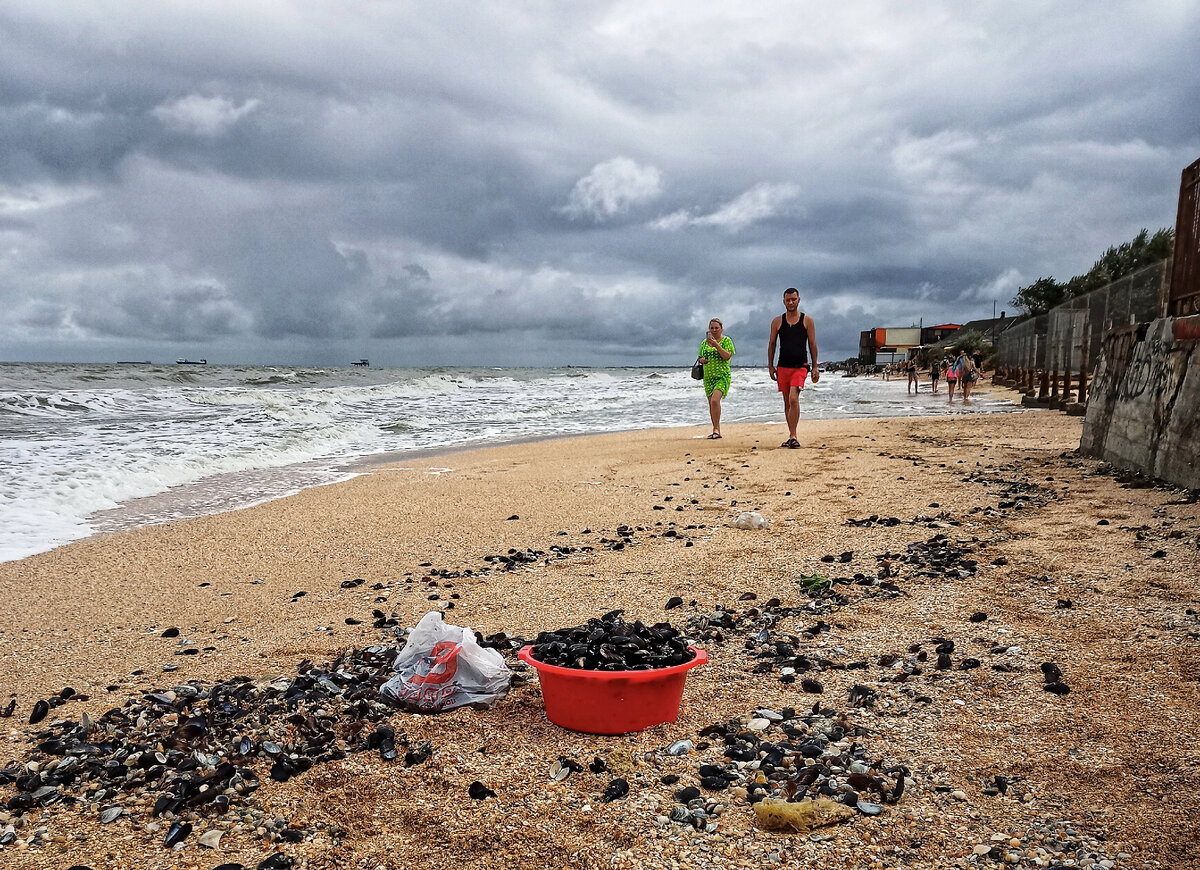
xmin=945 ymin=353 xmax=958 ymax=403
xmin=958 ymin=349 xmax=978 ymax=404
xmin=972 ymin=350 xmax=985 ymax=380
xmin=907 ymin=359 xmax=919 ymax=394
xmin=767 ymin=287 xmax=818 ymax=449
xmin=930 ymin=359 xmax=941 ymax=393
xmin=697 ymin=318 xmax=734 ymax=439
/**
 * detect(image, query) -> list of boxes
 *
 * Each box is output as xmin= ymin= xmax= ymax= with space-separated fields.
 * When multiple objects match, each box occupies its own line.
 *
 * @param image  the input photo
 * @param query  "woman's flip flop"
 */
xmin=707 ymin=432 xmax=722 ymax=439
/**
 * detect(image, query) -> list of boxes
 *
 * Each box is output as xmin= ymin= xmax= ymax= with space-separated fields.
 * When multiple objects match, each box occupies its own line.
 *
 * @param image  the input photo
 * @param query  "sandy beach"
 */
xmin=2 ymin=383 xmax=1198 ymax=870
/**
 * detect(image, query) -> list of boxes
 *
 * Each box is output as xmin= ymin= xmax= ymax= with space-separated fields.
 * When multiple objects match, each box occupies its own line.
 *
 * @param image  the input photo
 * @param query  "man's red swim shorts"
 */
xmin=776 ymin=365 xmax=809 ymax=392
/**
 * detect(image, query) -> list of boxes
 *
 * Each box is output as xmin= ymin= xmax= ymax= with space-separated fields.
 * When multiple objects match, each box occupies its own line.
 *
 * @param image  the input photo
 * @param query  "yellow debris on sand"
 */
xmin=753 ymin=797 xmax=856 ymax=832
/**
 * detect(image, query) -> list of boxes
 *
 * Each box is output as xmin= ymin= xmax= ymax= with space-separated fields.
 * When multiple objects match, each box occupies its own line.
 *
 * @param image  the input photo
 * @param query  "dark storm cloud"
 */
xmin=0 ymin=2 xmax=1197 ymax=365
xmin=71 ymin=281 xmax=249 ymax=341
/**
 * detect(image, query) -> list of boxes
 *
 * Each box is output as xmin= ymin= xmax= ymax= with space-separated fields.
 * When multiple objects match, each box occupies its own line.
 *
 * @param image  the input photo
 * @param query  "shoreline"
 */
xmin=11 ymin=376 xmax=1022 ymax=566
xmin=6 ymin=393 xmax=1195 ymax=869
xmin=16 ymin=377 xmax=1028 ymax=566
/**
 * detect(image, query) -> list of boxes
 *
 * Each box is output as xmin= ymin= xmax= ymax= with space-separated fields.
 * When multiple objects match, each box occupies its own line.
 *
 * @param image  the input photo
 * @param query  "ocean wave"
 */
xmin=379 ymin=417 xmax=433 ymax=433
xmin=243 ymin=372 xmax=298 ymax=386
xmin=1 ymin=392 xmax=109 ymax=417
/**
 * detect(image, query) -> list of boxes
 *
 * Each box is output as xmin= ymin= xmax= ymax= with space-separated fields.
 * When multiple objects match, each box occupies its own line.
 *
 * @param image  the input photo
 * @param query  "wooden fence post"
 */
xmin=1077 ymin=318 xmax=1090 ymax=405
xmin=1049 ymin=334 xmax=1060 ymax=403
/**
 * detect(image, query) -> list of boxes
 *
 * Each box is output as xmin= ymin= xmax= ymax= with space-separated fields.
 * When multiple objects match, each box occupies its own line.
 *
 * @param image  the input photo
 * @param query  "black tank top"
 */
xmin=777 ymin=312 xmax=809 ymax=367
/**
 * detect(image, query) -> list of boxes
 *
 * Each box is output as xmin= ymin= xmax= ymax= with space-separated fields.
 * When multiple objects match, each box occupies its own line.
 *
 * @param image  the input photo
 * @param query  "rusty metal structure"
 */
xmin=1167 ymin=157 xmax=1200 ymax=317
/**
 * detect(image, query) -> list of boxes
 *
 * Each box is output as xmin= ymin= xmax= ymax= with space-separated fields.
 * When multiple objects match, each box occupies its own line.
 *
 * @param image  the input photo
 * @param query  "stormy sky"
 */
xmin=1 ymin=2 xmax=1196 ymax=366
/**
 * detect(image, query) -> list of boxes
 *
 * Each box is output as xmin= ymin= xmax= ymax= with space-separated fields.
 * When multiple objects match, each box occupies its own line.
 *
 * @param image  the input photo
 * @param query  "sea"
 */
xmin=0 ymin=362 xmax=1024 ymax=563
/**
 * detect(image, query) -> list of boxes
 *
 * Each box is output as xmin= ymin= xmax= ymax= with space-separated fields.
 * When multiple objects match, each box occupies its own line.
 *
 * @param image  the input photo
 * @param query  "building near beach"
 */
xmin=859 ymin=326 xmax=925 ymax=365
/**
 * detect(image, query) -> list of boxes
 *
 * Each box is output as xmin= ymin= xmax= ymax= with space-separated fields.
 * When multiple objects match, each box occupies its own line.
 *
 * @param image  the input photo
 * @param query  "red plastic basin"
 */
xmin=517 ymin=645 xmax=707 ymax=734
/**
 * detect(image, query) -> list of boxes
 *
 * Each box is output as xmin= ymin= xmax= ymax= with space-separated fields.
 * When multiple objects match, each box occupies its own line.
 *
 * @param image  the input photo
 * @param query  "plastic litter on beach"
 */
xmin=733 ymin=511 xmax=769 ymax=529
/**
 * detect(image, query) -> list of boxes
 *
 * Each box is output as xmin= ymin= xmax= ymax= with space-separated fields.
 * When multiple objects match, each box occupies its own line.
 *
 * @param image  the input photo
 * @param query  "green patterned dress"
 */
xmin=698 ymin=336 xmax=735 ymax=397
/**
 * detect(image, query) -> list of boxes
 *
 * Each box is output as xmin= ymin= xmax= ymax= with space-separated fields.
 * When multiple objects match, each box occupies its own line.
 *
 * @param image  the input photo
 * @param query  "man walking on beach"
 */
xmin=767 ymin=287 xmax=819 ymax=449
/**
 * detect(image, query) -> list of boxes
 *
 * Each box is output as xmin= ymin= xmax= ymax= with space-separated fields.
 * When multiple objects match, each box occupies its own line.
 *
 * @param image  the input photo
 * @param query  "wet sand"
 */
xmin=2 ymin=385 xmax=1198 ymax=869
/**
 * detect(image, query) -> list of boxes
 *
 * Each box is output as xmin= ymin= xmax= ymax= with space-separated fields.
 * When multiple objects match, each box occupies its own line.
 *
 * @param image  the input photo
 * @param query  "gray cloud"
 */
xmin=0 ymin=2 xmax=1196 ymax=366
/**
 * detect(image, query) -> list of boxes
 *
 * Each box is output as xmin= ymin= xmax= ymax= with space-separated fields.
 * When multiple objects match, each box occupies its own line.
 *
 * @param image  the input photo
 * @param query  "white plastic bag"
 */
xmin=734 ymin=511 xmax=769 ymax=530
xmin=380 ymin=612 xmax=511 ymax=713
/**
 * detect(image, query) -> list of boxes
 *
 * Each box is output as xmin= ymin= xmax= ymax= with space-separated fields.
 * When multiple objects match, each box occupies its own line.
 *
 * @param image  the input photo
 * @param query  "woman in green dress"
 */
xmin=697 ymin=318 xmax=735 ymax=439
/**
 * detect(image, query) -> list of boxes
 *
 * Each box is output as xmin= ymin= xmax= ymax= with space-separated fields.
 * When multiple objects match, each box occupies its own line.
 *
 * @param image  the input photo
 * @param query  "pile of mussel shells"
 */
xmin=1 ymin=644 xmax=409 ymax=846
xmin=903 ymin=533 xmax=979 ymax=579
xmin=661 ymin=702 xmax=908 ymax=830
xmin=528 ymin=610 xmax=692 ymax=671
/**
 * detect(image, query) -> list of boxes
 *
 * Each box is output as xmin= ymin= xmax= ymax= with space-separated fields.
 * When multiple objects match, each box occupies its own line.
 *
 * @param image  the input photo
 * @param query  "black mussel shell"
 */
xmin=163 ymin=820 xmax=192 ymax=848
xmin=258 ymin=855 xmax=296 ymax=870
xmin=270 ymin=758 xmax=298 ymax=782
xmin=468 ymin=780 xmax=496 ymax=800
xmin=404 ymin=741 xmax=432 ymax=767
xmin=602 ymin=778 xmax=630 ymax=802
xmin=153 ymin=794 xmax=182 ymax=817
xmin=178 ymin=715 xmax=207 ymax=739
xmin=7 ymin=793 xmax=35 ymax=812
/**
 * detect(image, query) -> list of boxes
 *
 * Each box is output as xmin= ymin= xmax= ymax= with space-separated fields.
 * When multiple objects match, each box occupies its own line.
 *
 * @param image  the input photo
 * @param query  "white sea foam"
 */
xmin=0 ymin=363 xmax=1023 ymax=562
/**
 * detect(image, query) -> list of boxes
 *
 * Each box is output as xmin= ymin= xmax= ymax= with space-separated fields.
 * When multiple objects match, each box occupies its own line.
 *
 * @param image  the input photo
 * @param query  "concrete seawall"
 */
xmin=1081 ymin=314 xmax=1200 ymax=489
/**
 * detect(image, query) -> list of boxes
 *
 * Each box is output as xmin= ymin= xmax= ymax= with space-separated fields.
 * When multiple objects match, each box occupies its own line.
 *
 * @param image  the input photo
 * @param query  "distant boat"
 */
xmin=351 ymin=359 xmax=369 ymax=367
xmin=116 ymin=360 xmax=152 ymax=365
xmin=176 ymin=358 xmax=207 ymax=365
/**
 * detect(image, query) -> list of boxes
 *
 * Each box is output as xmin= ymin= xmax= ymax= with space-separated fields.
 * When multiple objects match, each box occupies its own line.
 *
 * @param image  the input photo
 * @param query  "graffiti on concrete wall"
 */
xmin=1118 ymin=338 xmax=1174 ymax=401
